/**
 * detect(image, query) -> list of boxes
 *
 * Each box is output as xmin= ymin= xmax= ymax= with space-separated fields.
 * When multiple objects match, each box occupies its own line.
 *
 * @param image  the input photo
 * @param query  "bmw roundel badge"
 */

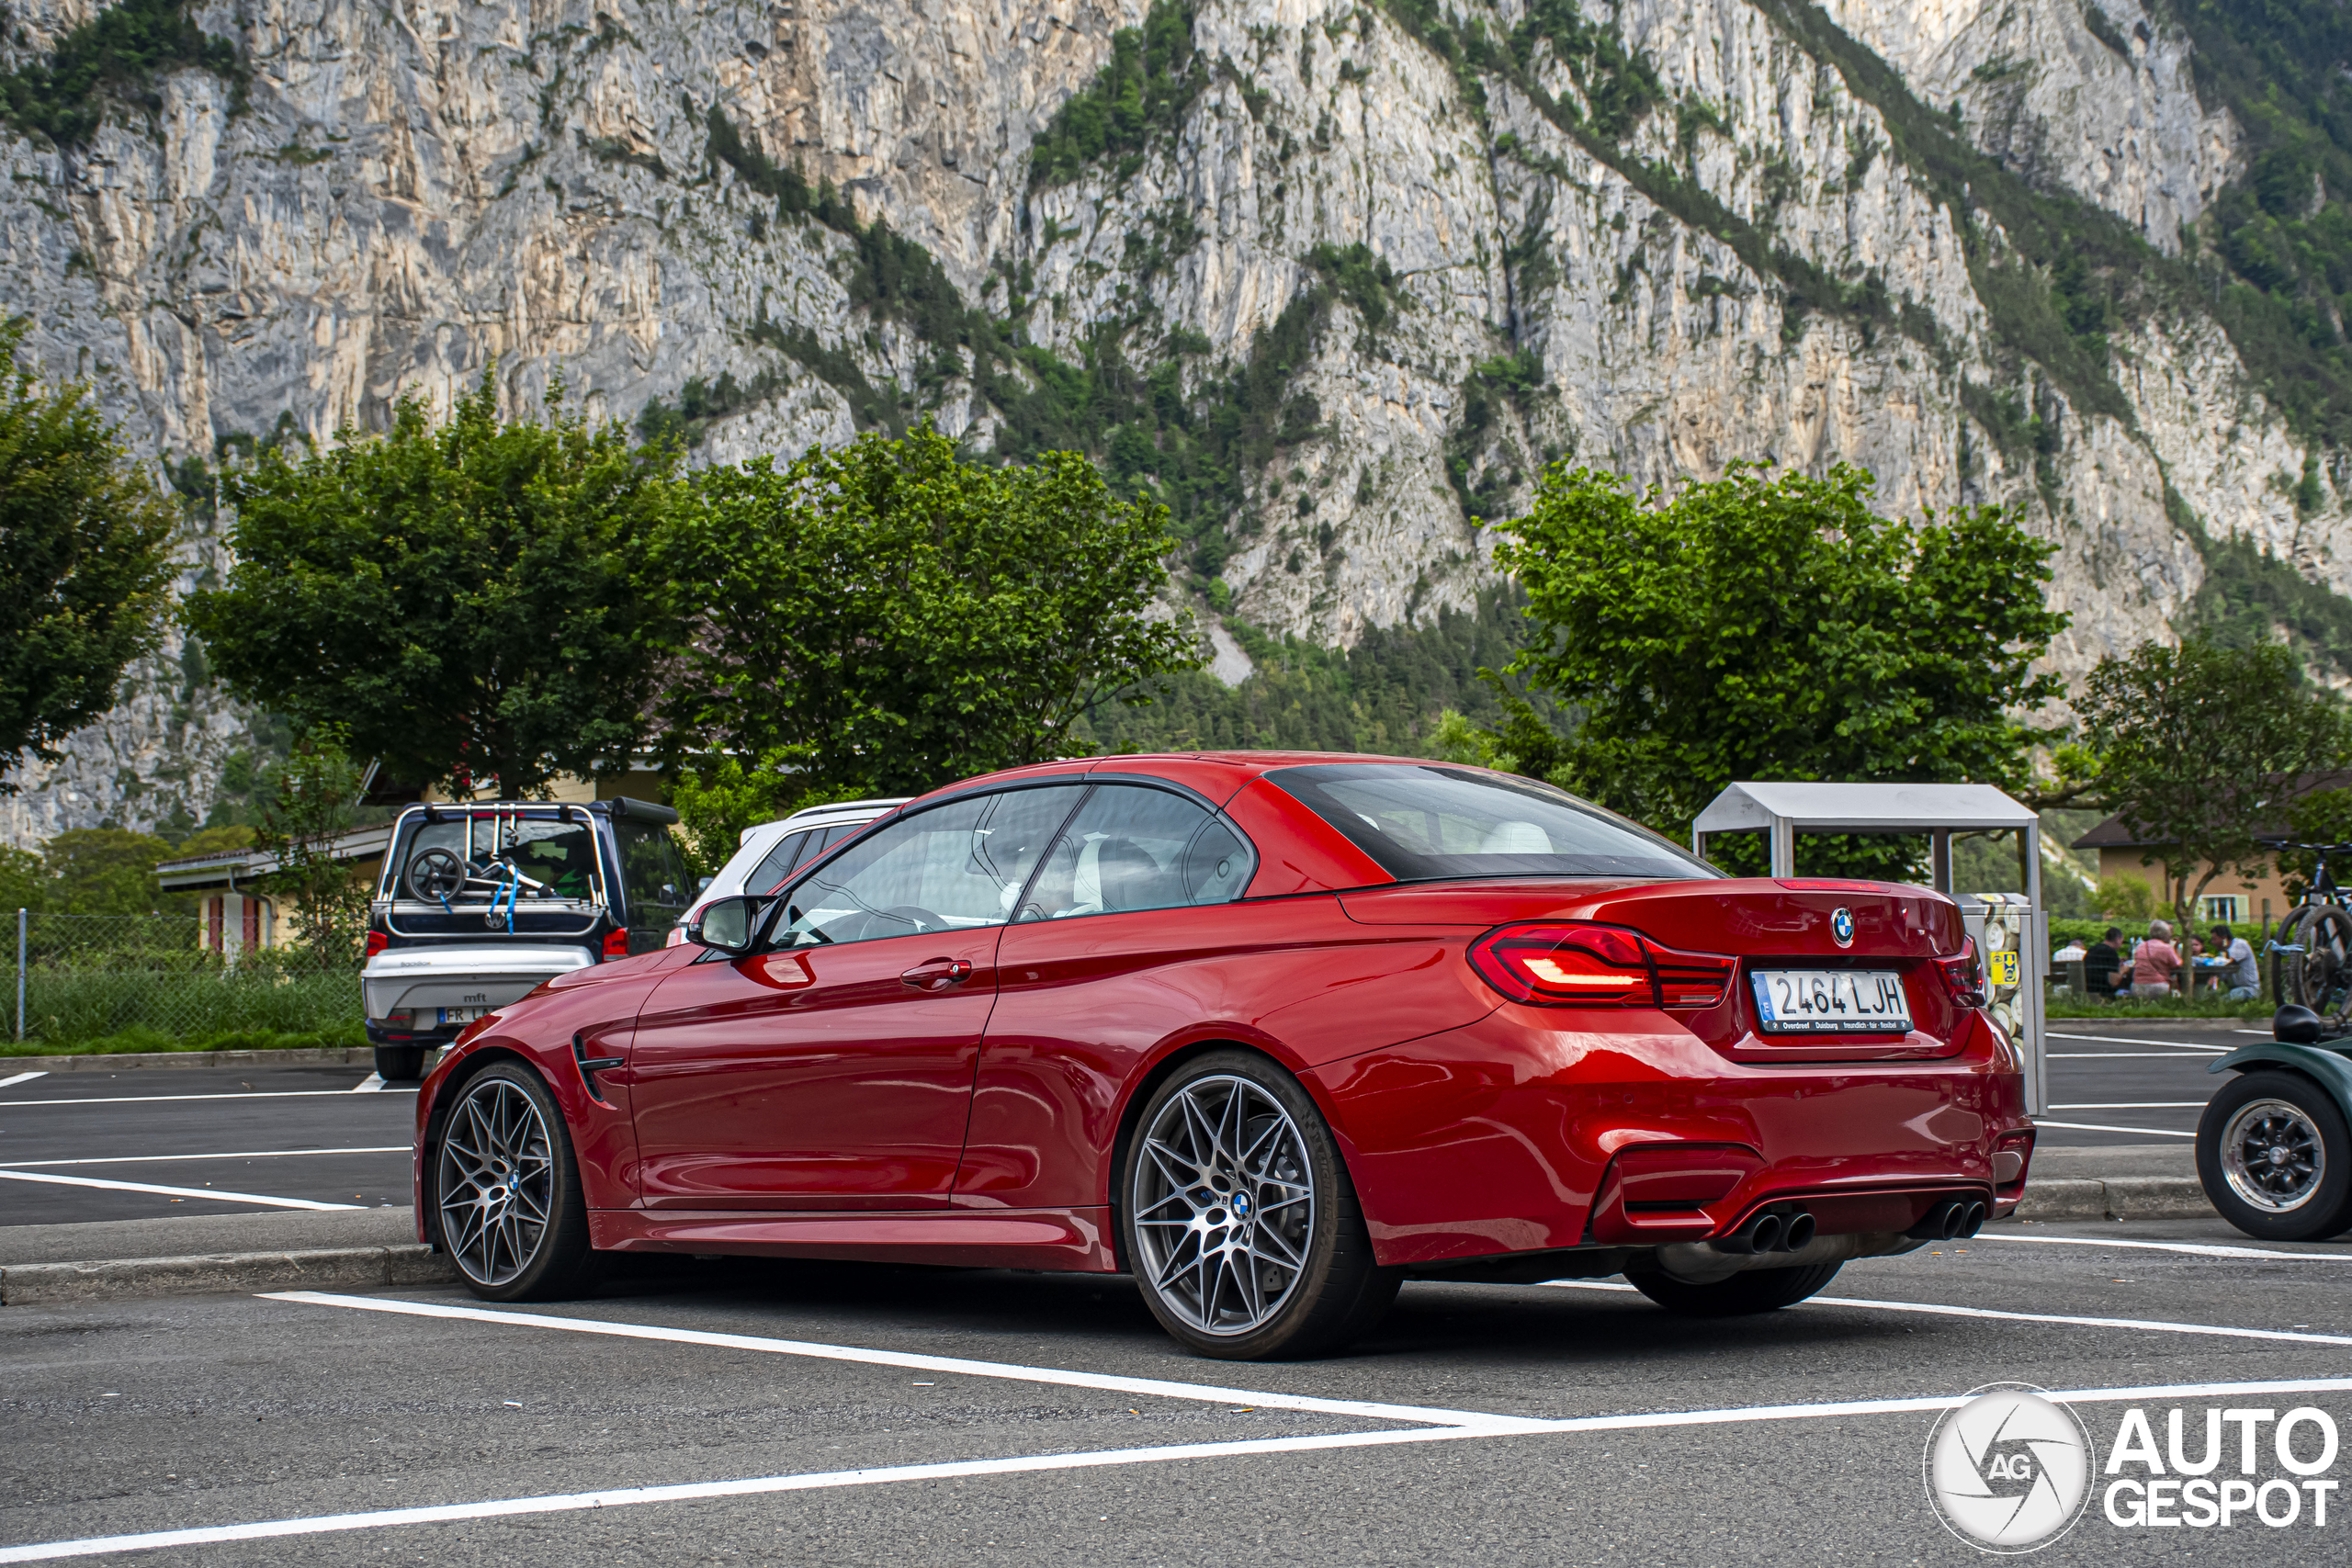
xmin=1831 ymin=907 xmax=1855 ymax=947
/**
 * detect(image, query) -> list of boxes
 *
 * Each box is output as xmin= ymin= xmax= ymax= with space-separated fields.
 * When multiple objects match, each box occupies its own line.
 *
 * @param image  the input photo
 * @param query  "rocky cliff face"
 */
xmin=2 ymin=0 xmax=2342 ymax=843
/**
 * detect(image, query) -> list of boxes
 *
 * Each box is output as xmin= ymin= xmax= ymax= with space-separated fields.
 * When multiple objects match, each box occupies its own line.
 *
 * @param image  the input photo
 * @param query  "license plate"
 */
xmin=435 ymin=1006 xmax=488 ymax=1026
xmin=1750 ymin=970 xmax=1913 ymax=1033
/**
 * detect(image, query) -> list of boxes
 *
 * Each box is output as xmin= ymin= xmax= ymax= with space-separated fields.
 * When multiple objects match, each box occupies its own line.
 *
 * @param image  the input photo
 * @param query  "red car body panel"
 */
xmin=414 ymin=751 xmax=2034 ymax=1276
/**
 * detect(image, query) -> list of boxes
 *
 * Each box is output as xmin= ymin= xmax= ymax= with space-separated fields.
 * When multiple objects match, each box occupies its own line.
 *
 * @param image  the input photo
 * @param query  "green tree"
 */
xmin=0 ymin=321 xmax=179 ymax=792
xmin=2075 ymin=637 xmax=2350 ymax=919
xmin=0 ymin=844 xmax=43 ymax=911
xmin=186 ymin=369 xmax=684 ymax=801
xmin=652 ymin=423 xmax=1200 ymax=796
xmin=1488 ymin=461 xmax=2069 ymax=862
xmin=41 ymin=828 xmax=175 ymax=915
xmin=252 ymin=739 xmax=369 ymax=968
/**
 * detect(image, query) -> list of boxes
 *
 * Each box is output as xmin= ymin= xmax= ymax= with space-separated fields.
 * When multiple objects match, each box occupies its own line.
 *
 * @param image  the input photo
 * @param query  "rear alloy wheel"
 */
xmin=433 ymin=1063 xmax=605 ymax=1301
xmin=1625 ymin=1260 xmax=1844 ymax=1317
xmin=2199 ymin=1072 xmax=2352 ymax=1242
xmin=1121 ymin=1052 xmax=1397 ymax=1359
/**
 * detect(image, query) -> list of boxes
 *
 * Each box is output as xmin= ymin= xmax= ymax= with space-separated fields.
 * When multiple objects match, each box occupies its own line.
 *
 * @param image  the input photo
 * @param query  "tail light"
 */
xmin=1468 ymin=922 xmax=1734 ymax=1010
xmin=1935 ymin=940 xmax=1984 ymax=1009
xmin=602 ymin=929 xmax=631 ymax=960
xmin=364 ymin=931 xmax=388 ymax=960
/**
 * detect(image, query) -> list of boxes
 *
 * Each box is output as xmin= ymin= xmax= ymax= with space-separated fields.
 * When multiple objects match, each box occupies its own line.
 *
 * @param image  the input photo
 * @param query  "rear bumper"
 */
xmin=1307 ymin=1004 xmax=2031 ymax=1269
xmin=361 ymin=944 xmax=595 ymax=1024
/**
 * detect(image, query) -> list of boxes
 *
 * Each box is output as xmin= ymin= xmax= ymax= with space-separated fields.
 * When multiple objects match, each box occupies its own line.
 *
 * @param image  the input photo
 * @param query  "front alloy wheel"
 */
xmin=1121 ymin=1052 xmax=1396 ymax=1359
xmin=2198 ymin=1071 xmax=2352 ymax=1242
xmin=433 ymin=1063 xmax=605 ymax=1300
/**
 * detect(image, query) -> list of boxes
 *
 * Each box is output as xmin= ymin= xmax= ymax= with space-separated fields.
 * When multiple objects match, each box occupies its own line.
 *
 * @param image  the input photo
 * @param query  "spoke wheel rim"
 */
xmin=1129 ymin=1074 xmax=1317 ymax=1337
xmin=436 ymin=1077 xmax=557 ymax=1287
xmin=2221 ymin=1098 xmax=2327 ymax=1213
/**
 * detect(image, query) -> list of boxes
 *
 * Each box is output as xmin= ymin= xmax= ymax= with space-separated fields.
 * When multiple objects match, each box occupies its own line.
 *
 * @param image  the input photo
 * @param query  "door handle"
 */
xmin=900 ymin=957 xmax=974 ymax=991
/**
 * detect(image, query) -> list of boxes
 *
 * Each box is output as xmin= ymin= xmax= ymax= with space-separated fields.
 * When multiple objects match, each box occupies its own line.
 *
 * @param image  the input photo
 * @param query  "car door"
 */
xmin=627 ymin=784 xmax=1087 ymax=1210
xmin=957 ymin=783 xmax=1261 ymax=1210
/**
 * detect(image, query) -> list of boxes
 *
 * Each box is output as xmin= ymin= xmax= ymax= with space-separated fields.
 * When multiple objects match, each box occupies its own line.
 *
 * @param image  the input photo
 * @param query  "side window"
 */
xmin=1018 ymin=785 xmax=1256 ymax=920
xmin=614 ymin=820 xmax=692 ymax=931
xmin=778 ymin=787 xmax=1086 ymax=946
xmin=746 ymin=830 xmax=812 ymax=894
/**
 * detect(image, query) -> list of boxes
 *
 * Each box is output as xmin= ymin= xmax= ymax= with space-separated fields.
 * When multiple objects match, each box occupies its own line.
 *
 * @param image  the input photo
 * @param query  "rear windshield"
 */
xmin=386 ymin=812 xmax=602 ymax=904
xmin=1263 ymin=763 xmax=1720 ymax=883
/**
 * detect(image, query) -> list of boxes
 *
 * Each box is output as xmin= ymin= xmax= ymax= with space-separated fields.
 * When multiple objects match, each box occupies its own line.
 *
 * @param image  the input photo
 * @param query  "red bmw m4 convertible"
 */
xmin=413 ymin=754 xmax=2030 ymax=1359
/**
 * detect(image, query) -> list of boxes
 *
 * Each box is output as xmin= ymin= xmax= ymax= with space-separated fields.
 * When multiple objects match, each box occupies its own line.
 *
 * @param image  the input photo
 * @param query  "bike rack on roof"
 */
xmin=1691 ymin=781 xmax=2048 ymax=1116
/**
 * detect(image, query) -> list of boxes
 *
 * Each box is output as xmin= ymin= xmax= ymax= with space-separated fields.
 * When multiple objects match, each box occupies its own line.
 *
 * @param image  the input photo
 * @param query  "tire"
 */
xmin=430 ymin=1062 xmax=607 ymax=1301
xmin=2278 ymin=908 xmax=2352 ymax=1012
xmin=1625 ymin=1259 xmax=1844 ymax=1317
xmin=1119 ymin=1050 xmax=1398 ymax=1360
xmin=373 ymin=1044 xmax=426 ymax=1083
xmin=2197 ymin=1071 xmax=2352 ymax=1242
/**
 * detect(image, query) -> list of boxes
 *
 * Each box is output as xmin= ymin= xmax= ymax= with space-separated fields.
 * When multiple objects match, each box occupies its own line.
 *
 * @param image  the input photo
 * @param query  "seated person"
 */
xmin=2130 ymin=920 xmax=2181 ymax=998
xmin=2212 ymin=923 xmax=2259 ymax=1002
xmin=2084 ymin=928 xmax=2124 ymax=997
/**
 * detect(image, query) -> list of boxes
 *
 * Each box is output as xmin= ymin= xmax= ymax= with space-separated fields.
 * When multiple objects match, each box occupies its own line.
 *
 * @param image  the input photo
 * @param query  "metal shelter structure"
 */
xmin=1690 ymin=781 xmax=2049 ymax=1115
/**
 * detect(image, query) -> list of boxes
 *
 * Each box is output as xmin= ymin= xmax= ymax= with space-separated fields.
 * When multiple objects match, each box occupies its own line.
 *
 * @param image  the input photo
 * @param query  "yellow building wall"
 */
xmin=2095 ymin=847 xmax=2294 ymax=931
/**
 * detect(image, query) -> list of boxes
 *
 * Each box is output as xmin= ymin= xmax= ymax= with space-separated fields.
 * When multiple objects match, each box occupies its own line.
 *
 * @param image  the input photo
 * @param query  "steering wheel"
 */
xmin=876 ymin=905 xmax=945 ymax=936
xmin=405 ymin=847 xmax=469 ymax=902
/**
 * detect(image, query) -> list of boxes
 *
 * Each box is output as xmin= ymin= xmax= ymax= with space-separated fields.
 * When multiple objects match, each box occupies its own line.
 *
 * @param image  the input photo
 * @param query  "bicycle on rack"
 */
xmin=2262 ymin=839 xmax=2352 ymax=1018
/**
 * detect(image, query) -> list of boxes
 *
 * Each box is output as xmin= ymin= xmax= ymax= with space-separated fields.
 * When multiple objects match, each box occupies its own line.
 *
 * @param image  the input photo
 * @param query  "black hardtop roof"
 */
xmin=400 ymin=797 xmax=680 ymax=825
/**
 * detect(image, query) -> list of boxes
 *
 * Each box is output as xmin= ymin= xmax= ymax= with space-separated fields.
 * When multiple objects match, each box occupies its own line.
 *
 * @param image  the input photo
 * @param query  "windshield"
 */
xmin=1263 ymin=763 xmax=1719 ymax=883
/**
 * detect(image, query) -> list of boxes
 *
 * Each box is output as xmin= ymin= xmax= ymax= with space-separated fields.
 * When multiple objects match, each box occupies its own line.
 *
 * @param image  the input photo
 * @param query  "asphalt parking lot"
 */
xmin=6 ymin=1017 xmax=2344 ymax=1564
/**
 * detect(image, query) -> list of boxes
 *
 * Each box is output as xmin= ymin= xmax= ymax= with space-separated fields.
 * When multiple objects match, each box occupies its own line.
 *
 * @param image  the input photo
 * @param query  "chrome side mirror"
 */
xmin=687 ymin=895 xmax=766 ymax=954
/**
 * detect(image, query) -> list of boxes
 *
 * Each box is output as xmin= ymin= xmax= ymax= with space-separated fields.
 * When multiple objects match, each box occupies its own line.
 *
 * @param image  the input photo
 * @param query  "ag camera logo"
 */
xmin=1923 ymin=1384 xmax=2095 ymax=1552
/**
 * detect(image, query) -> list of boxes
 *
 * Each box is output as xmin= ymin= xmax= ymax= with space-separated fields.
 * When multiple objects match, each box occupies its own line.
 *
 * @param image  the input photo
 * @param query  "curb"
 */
xmin=0 ymin=1245 xmax=456 ymax=1305
xmin=0 ymin=1047 xmax=376 ymax=1072
xmin=2012 ymin=1177 xmax=2213 ymax=1222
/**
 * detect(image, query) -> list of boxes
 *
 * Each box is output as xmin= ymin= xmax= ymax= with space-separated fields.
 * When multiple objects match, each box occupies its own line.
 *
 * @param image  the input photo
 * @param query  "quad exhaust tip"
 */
xmin=1907 ymin=1199 xmax=1989 ymax=1242
xmin=1714 ymin=1208 xmax=1814 ymax=1255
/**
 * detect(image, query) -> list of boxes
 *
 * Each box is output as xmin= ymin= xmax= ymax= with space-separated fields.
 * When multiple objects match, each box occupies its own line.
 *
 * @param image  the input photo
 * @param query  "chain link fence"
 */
xmin=9 ymin=911 xmax=363 ymax=1046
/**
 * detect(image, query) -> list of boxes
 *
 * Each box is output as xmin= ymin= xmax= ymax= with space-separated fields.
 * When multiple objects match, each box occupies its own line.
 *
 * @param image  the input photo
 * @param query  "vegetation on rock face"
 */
xmin=1484 ymin=462 xmax=2069 ymax=865
xmin=2186 ymin=527 xmax=2352 ymax=680
xmin=1029 ymin=0 xmax=1205 ymax=187
xmin=187 ymin=369 xmax=686 ymax=801
xmin=648 ymin=423 xmax=1202 ymax=800
xmin=1078 ymin=590 xmax=1542 ymax=756
xmin=0 ymin=0 xmax=246 ymax=146
xmin=0 ymin=321 xmax=180 ymax=795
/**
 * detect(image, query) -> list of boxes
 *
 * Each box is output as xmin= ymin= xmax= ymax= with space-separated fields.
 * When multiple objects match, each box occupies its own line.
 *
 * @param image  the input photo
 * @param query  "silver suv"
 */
xmin=361 ymin=798 xmax=689 ymax=1081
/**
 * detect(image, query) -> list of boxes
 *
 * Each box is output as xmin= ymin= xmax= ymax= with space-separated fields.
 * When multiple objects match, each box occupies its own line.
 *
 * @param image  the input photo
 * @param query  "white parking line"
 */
xmin=2045 ymin=1032 xmax=2227 ymax=1051
xmin=0 ymin=1071 xmax=47 ymax=1090
xmin=260 ymin=1292 xmax=1532 ymax=1429
xmin=0 ymin=1089 xmax=416 ymax=1108
xmin=1973 ymin=1234 xmax=2352 ymax=1261
xmin=2048 ymin=1052 xmax=2228 ymax=1058
xmin=1545 ymin=1280 xmax=2352 ymax=1344
xmin=2034 ymin=1119 xmax=2197 ymax=1138
xmin=351 ymin=1074 xmax=385 ymax=1092
xmin=2048 ymin=1101 xmax=2207 ymax=1109
xmin=14 ymin=1353 xmax=2352 ymax=1563
xmin=0 ymin=1169 xmax=360 ymax=1211
xmin=0 ymin=1145 xmax=407 ymax=1169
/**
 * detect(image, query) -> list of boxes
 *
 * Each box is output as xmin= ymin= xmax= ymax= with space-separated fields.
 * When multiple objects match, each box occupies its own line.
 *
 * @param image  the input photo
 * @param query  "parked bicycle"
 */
xmin=2263 ymin=838 xmax=2352 ymax=1018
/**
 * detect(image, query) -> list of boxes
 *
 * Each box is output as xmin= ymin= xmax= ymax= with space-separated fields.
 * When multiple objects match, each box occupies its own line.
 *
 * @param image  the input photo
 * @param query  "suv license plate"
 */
xmin=1750 ymin=970 xmax=1912 ymax=1033
xmin=435 ymin=1006 xmax=488 ymax=1026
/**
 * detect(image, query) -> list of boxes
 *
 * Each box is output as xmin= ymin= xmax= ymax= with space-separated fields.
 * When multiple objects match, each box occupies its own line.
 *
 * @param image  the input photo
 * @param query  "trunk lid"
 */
xmin=1340 ymin=876 xmax=1971 ymax=1062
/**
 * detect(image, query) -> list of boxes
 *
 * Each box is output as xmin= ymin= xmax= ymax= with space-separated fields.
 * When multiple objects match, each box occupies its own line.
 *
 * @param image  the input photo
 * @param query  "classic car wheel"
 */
xmin=1625 ymin=1259 xmax=1844 ymax=1316
xmin=2199 ymin=1072 xmax=2352 ymax=1241
xmin=433 ymin=1063 xmax=605 ymax=1301
xmin=1121 ymin=1052 xmax=1396 ymax=1360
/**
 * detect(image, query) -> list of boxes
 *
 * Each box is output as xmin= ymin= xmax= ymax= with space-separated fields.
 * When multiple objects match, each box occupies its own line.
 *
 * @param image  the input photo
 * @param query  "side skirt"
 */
xmin=586 ymin=1206 xmax=1118 ymax=1272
